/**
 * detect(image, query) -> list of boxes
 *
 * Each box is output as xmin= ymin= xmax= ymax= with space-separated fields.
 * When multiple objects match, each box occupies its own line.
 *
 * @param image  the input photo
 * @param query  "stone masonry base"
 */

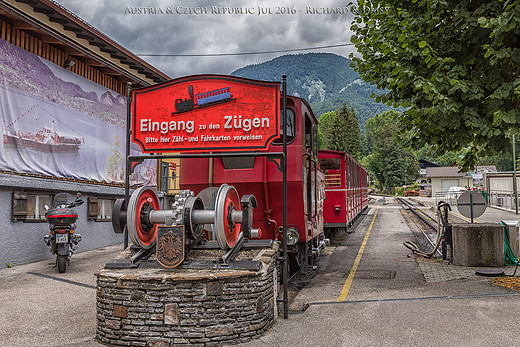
xmin=95 ymin=246 xmax=278 ymax=346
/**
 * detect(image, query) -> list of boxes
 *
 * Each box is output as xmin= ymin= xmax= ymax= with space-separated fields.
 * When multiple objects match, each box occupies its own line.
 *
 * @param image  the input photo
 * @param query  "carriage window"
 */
xmin=313 ymin=126 xmax=318 ymax=158
xmin=319 ymin=158 xmax=342 ymax=187
xmin=305 ymin=115 xmax=312 ymax=150
xmin=273 ymin=108 xmax=295 ymax=144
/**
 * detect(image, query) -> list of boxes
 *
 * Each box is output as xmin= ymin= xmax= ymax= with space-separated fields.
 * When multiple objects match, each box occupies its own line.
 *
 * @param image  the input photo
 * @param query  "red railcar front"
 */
xmin=179 ymin=95 xmax=324 ymax=272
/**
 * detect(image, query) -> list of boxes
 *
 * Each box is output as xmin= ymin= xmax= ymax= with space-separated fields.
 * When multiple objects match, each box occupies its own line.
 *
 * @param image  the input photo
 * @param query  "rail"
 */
xmin=396 ymin=197 xmax=442 ymax=257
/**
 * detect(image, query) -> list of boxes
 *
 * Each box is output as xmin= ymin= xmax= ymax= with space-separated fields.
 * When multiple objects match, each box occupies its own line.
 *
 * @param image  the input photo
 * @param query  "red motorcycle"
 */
xmin=43 ymin=193 xmax=83 ymax=273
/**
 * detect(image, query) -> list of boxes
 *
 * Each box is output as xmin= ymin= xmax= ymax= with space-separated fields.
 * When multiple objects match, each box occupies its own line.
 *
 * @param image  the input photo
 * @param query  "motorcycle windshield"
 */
xmin=52 ymin=192 xmax=73 ymax=208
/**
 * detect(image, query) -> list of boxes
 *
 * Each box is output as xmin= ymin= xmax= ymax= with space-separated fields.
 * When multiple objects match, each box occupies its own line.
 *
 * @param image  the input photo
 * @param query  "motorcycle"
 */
xmin=43 ymin=192 xmax=83 ymax=273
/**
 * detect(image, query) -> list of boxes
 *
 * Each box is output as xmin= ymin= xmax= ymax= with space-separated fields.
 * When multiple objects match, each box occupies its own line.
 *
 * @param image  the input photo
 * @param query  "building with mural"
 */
xmin=0 ymin=0 xmax=170 ymax=267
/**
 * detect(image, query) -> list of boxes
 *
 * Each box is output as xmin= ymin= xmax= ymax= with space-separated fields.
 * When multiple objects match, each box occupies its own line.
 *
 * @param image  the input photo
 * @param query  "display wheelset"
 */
xmin=112 ymin=184 xmax=257 ymax=251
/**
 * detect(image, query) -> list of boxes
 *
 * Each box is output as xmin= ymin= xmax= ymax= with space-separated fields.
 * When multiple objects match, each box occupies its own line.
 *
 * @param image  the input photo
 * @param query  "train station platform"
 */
xmin=241 ymin=197 xmax=520 ymax=347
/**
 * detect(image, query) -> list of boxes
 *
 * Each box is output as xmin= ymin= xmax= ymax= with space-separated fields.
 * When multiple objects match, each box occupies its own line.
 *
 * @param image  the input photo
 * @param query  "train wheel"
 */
xmin=214 ymin=184 xmax=241 ymax=249
xmin=127 ymin=186 xmax=159 ymax=249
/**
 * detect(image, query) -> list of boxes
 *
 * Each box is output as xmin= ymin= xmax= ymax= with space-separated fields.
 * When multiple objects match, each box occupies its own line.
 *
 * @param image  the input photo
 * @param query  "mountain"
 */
xmin=0 ymin=39 xmax=126 ymax=127
xmin=231 ymin=53 xmax=398 ymax=129
xmin=100 ymin=90 xmax=126 ymax=107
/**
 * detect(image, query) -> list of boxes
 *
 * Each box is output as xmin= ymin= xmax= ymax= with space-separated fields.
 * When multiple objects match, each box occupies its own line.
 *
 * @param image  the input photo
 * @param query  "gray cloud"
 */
xmin=56 ymin=0 xmax=357 ymax=78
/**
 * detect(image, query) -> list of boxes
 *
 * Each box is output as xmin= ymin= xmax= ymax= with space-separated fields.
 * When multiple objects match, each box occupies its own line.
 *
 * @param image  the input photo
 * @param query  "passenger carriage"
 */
xmin=318 ymin=149 xmax=368 ymax=235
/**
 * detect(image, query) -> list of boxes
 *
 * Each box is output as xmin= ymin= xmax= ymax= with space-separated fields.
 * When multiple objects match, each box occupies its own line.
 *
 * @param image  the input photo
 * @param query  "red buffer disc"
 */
xmin=127 ymin=186 xmax=159 ymax=249
xmin=215 ymin=184 xmax=241 ymax=249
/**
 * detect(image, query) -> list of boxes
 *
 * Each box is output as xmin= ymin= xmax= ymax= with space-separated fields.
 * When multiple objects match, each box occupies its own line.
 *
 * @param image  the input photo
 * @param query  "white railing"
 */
xmin=488 ymin=190 xmax=518 ymax=211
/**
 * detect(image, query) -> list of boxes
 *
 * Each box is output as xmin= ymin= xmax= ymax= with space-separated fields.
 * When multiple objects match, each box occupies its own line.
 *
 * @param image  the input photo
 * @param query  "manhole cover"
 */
xmin=475 ymin=268 xmax=505 ymax=277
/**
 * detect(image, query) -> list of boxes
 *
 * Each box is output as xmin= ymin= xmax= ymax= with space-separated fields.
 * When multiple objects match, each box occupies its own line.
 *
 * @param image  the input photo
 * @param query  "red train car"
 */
xmin=318 ymin=150 xmax=368 ymax=234
xmin=179 ymin=95 xmax=324 ymax=273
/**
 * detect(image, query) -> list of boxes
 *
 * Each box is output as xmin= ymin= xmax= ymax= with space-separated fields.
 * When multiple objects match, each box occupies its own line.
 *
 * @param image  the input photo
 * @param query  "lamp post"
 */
xmin=514 ymin=134 xmax=518 ymax=214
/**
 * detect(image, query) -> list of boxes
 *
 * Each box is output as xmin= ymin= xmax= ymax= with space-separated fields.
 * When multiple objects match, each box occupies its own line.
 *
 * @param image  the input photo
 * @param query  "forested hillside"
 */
xmin=231 ymin=53 xmax=397 ymax=128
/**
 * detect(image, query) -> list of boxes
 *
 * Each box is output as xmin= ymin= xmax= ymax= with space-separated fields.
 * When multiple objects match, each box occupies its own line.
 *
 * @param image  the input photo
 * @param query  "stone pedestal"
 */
xmin=95 ymin=245 xmax=278 ymax=346
xmin=452 ymin=223 xmax=504 ymax=267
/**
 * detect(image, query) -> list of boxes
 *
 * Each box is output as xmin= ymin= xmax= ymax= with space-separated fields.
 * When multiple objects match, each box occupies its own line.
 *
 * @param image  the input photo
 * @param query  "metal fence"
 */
xmin=488 ymin=190 xmax=518 ymax=211
xmin=434 ymin=191 xmax=464 ymax=207
xmin=434 ymin=190 xmax=489 ymax=208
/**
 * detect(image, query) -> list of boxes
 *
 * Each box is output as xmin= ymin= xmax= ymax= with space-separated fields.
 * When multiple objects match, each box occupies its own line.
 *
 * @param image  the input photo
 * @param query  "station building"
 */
xmin=0 ymin=0 xmax=170 ymax=267
xmin=426 ymin=165 xmax=496 ymax=196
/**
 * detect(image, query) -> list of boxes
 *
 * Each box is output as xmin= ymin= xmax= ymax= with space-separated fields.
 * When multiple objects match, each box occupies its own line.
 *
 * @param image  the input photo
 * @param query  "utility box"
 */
xmin=452 ymin=223 xmax=504 ymax=267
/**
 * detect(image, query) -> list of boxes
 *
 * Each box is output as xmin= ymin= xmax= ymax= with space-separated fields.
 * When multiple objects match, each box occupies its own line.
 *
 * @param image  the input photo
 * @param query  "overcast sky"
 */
xmin=55 ymin=0 xmax=357 ymax=79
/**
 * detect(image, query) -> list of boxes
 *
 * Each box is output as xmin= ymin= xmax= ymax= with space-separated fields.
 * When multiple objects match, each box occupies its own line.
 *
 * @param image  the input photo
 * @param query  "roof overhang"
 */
xmin=0 ymin=0 xmax=170 ymax=88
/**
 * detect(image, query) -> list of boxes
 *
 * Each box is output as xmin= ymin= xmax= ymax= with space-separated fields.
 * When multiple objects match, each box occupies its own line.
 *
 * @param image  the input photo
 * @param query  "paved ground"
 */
xmin=2 ymin=197 xmax=520 ymax=346
xmin=0 ymin=244 xmax=122 ymax=347
xmin=240 ymin=197 xmax=520 ymax=347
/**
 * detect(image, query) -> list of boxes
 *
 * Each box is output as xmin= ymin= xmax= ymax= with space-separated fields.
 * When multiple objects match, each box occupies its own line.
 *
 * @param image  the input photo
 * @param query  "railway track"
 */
xmin=395 ymin=197 xmax=443 ymax=257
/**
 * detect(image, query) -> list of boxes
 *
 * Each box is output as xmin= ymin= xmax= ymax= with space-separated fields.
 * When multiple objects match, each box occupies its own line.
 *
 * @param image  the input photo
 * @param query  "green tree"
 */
xmin=350 ymin=0 xmax=520 ymax=171
xmin=319 ymin=103 xmax=362 ymax=158
xmin=365 ymin=111 xmax=419 ymax=190
xmin=106 ymin=135 xmax=124 ymax=182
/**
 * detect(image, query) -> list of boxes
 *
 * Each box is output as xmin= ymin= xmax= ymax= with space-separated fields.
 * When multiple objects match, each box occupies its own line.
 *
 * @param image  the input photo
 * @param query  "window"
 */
xmin=305 ymin=114 xmax=312 ymax=150
xmin=313 ymin=126 xmax=318 ymax=158
xmin=273 ymin=108 xmax=295 ymax=144
xmin=221 ymin=156 xmax=255 ymax=169
xmin=161 ymin=162 xmax=170 ymax=192
xmin=12 ymin=191 xmax=52 ymax=222
xmin=160 ymin=160 xmax=180 ymax=195
xmin=88 ymin=197 xmax=114 ymax=221
xmin=319 ymin=158 xmax=342 ymax=187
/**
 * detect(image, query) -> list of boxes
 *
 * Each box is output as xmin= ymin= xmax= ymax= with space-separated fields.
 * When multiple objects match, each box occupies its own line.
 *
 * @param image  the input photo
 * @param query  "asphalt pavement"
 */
xmin=240 ymin=197 xmax=520 ymax=347
xmin=2 ymin=197 xmax=520 ymax=347
xmin=0 ymin=244 xmax=122 ymax=347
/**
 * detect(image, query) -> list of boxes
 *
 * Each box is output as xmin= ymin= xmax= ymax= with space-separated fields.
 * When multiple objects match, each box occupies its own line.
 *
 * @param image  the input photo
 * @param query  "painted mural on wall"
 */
xmin=0 ymin=39 xmax=155 ymax=185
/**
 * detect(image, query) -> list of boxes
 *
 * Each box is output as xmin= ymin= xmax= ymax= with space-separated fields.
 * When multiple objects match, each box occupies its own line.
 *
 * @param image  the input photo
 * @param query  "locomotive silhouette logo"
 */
xmin=173 ymin=85 xmax=233 ymax=114
xmin=156 ymin=225 xmax=185 ymax=268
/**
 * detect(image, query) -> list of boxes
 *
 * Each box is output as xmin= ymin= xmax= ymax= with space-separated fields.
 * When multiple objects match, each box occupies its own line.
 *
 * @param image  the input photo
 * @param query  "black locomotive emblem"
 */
xmin=173 ymin=85 xmax=234 ymax=115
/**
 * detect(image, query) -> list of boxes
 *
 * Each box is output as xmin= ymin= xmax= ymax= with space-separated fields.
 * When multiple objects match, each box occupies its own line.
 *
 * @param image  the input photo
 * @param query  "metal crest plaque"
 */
xmin=156 ymin=225 xmax=185 ymax=268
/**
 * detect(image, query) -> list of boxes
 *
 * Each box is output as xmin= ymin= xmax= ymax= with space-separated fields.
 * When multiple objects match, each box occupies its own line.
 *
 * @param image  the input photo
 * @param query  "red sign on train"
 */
xmin=131 ymin=75 xmax=280 ymax=153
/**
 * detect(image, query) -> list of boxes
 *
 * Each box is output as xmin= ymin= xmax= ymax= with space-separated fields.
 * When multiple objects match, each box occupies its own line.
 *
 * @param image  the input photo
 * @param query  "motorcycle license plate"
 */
xmin=56 ymin=234 xmax=68 ymax=244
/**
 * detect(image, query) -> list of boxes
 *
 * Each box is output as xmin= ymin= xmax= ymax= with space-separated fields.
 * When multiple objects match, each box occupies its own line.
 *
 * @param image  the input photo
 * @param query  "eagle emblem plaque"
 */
xmin=156 ymin=225 xmax=185 ymax=268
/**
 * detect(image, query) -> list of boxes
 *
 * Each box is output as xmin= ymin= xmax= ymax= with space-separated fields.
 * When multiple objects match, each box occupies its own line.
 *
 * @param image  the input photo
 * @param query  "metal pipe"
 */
xmin=124 ymin=82 xmax=132 ymax=250
xmin=263 ymin=157 xmax=279 ymax=237
xmin=282 ymin=74 xmax=288 ymax=319
xmin=208 ymin=157 xmax=214 ymax=187
xmin=128 ymin=152 xmax=284 ymax=161
xmin=149 ymin=210 xmax=174 ymax=224
xmin=191 ymin=210 xmax=216 ymax=225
